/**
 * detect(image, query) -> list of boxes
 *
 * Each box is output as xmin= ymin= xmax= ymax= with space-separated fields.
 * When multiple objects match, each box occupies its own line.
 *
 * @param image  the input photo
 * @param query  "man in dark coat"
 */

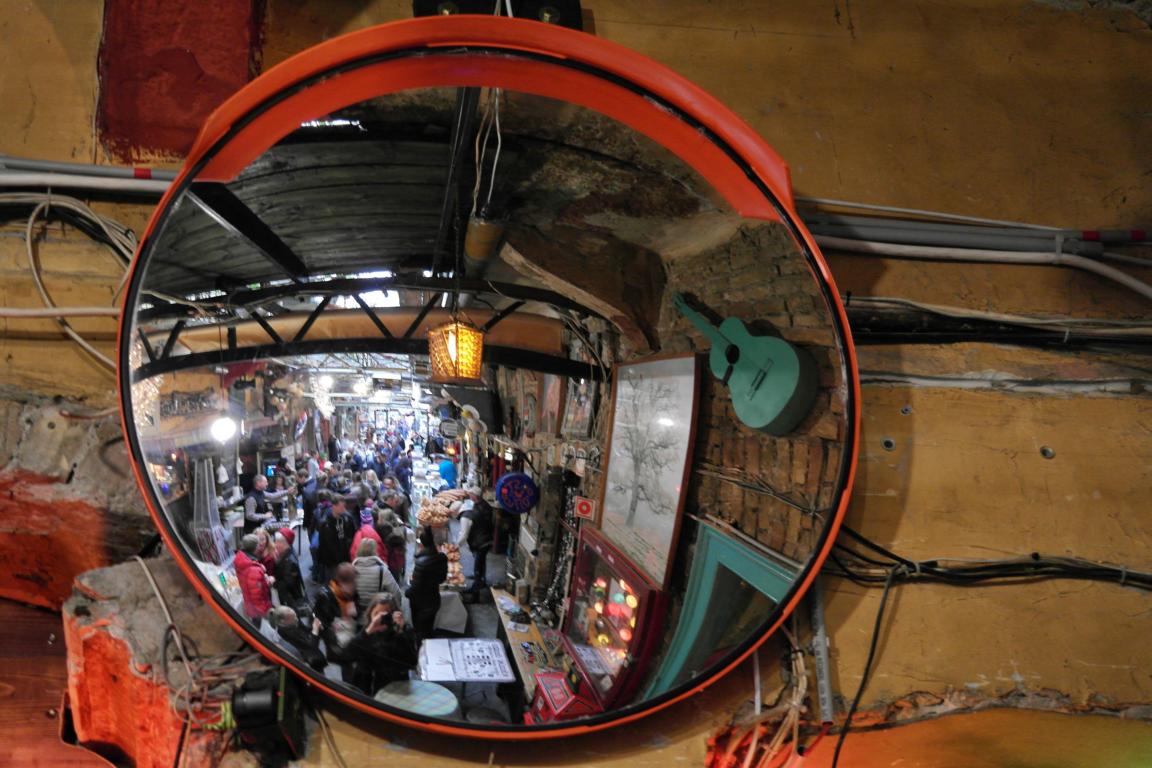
xmin=405 ymin=527 xmax=448 ymax=640
xmin=272 ymin=528 xmax=308 ymax=615
xmin=269 ymin=606 xmax=326 ymax=671
xmin=313 ymin=563 xmax=360 ymax=667
xmin=456 ymin=485 xmax=495 ymax=591
xmin=394 ymin=450 xmax=413 ymax=496
xmin=317 ymin=496 xmax=357 ymax=574
xmin=295 ymin=469 xmax=318 ymax=534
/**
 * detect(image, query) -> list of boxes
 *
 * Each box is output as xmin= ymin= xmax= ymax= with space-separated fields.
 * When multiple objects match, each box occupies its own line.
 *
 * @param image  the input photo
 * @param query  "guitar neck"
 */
xmin=673 ymin=294 xmax=729 ymax=349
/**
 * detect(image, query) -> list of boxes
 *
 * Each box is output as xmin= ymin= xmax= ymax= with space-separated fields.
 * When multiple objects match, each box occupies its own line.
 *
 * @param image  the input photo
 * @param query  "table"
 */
xmin=490 ymin=588 xmax=556 ymax=701
xmin=433 ymin=590 xmax=468 ymax=635
xmin=418 ymin=638 xmax=516 ymax=684
xmin=374 ymin=680 xmax=461 ymax=718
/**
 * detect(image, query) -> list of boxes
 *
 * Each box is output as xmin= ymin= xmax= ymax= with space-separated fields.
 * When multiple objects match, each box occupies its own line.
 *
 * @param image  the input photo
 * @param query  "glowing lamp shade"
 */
xmin=210 ymin=415 xmax=237 ymax=443
xmin=427 ymin=319 xmax=484 ymax=382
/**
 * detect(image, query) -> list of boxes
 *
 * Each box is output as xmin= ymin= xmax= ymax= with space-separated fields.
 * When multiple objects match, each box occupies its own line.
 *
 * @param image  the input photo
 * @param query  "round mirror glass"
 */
xmin=119 ymin=18 xmax=858 ymax=737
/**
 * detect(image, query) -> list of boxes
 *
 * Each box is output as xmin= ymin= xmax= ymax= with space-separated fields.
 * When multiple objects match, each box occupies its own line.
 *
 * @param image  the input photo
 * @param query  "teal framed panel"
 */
xmin=642 ymin=522 xmax=799 ymax=698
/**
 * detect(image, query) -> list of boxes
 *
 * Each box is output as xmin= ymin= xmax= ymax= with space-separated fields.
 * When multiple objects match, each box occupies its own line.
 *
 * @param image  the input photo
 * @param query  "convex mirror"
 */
xmin=119 ymin=17 xmax=859 ymax=738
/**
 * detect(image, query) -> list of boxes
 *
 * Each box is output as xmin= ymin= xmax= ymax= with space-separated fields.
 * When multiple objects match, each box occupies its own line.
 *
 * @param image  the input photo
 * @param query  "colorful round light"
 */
xmin=625 ymin=594 xmax=639 ymax=609
xmin=630 ymin=616 xmax=637 ymax=628
xmin=597 ymin=634 xmax=610 ymax=646
xmin=612 ymin=593 xmax=625 ymax=604
xmin=620 ymin=628 xmax=633 ymax=642
xmin=594 ymin=578 xmax=608 ymax=589
xmin=593 ymin=601 xmax=604 ymax=614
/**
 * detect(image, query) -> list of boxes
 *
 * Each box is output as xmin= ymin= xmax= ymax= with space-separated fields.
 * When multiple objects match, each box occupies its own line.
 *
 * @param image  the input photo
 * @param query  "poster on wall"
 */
xmin=518 ymin=369 xmax=540 ymax=439
xmin=539 ymin=374 xmax=566 ymax=437
xmin=561 ymin=378 xmax=597 ymax=439
xmin=598 ymin=354 xmax=700 ymax=589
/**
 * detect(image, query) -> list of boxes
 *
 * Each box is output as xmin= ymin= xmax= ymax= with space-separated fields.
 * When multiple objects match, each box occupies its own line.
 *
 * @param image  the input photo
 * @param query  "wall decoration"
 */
xmin=518 ymin=369 xmax=540 ymax=439
xmin=495 ymin=472 xmax=539 ymax=515
xmin=573 ymin=496 xmax=596 ymax=520
xmin=539 ymin=374 xmax=566 ymax=437
xmin=561 ymin=378 xmax=597 ymax=439
xmin=598 ymin=354 xmax=700 ymax=589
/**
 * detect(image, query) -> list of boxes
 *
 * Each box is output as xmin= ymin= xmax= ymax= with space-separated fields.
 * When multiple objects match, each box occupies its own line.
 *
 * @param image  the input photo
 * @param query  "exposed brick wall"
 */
xmin=654 ymin=221 xmax=849 ymax=564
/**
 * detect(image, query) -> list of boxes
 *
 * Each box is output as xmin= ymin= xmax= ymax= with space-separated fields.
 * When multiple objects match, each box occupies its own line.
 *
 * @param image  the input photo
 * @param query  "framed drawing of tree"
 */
xmin=598 ymin=354 xmax=701 ymax=589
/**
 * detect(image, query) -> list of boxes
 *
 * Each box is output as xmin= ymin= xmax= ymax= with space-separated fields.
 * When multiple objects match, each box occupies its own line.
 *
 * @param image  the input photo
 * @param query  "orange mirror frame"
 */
xmin=117 ymin=15 xmax=860 ymax=739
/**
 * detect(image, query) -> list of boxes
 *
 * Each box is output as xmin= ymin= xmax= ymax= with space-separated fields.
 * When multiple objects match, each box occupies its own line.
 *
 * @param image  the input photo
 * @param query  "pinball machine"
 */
xmin=529 ymin=526 xmax=667 ymax=722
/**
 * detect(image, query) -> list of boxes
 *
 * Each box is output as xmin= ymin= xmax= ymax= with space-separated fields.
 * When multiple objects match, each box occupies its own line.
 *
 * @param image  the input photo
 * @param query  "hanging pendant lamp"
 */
xmin=428 ymin=317 xmax=484 ymax=383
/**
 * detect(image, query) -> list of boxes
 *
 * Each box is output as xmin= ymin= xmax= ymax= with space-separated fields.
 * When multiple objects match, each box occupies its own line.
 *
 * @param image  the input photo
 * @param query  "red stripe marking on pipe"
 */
xmin=1082 ymin=231 xmax=1100 ymax=241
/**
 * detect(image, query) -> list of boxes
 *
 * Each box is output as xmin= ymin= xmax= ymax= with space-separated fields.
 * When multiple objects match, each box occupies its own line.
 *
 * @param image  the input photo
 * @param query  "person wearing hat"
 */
xmin=272 ymin=528 xmax=308 ymax=615
xmin=349 ymin=504 xmax=384 ymax=562
xmin=457 ymin=485 xmax=495 ymax=592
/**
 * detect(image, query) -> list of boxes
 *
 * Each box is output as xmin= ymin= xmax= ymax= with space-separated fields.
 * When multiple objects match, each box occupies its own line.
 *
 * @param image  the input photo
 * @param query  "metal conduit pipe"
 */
xmin=805 ymin=214 xmax=1149 ymax=246
xmin=815 ymin=235 xmax=1152 ymax=303
xmin=0 ymin=154 xmax=177 ymax=181
xmin=802 ymin=213 xmax=1061 ymax=238
xmin=795 ymin=195 xmax=1062 ymax=230
xmin=0 ymin=171 xmax=169 ymax=194
xmin=806 ymin=222 xmax=1103 ymax=255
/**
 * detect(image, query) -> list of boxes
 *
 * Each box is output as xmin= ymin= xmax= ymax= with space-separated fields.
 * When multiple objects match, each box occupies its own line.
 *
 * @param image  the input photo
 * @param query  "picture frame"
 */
xmin=560 ymin=377 xmax=598 ymax=439
xmin=539 ymin=373 xmax=567 ymax=437
xmin=597 ymin=354 xmax=701 ymax=590
xmin=517 ymin=369 xmax=540 ymax=439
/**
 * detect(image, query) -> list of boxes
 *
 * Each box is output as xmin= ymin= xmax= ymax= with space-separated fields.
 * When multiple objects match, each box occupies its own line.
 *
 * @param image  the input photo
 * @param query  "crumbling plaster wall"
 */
xmin=0 ymin=0 xmax=1149 ymax=753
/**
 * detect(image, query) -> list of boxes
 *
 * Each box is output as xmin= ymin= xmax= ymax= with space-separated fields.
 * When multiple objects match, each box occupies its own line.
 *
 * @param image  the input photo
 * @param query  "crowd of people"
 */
xmin=229 ymin=429 xmax=462 ymax=696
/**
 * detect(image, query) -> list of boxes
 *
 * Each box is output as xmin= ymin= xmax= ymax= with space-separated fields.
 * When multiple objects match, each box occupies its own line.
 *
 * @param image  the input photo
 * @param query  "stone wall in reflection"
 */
xmin=659 ymin=221 xmax=847 ymax=565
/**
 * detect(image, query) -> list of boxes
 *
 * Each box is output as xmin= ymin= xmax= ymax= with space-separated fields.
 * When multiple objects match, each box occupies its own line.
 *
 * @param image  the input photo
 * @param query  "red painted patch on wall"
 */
xmin=0 ymin=469 xmax=111 ymax=609
xmin=96 ymin=0 xmax=267 ymax=162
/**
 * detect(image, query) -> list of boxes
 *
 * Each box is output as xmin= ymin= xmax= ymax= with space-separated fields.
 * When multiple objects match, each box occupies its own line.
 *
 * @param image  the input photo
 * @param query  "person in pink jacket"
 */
xmin=349 ymin=504 xmax=384 ymax=561
xmin=235 ymin=533 xmax=274 ymax=626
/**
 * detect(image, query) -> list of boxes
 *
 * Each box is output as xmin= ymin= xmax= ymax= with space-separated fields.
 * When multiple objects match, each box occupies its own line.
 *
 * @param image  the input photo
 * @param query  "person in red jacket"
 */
xmin=349 ymin=504 xmax=384 ymax=561
xmin=235 ymin=533 xmax=274 ymax=626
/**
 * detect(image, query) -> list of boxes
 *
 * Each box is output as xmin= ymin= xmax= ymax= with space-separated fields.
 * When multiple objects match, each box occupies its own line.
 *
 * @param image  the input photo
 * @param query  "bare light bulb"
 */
xmin=210 ymin=415 xmax=237 ymax=443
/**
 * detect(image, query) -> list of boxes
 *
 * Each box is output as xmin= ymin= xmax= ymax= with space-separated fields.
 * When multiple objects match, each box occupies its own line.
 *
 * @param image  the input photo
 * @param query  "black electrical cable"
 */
xmin=839 ymin=525 xmax=917 ymax=568
xmin=828 ymin=529 xmax=1152 ymax=591
xmin=831 ymin=566 xmax=900 ymax=768
xmin=833 ymin=541 xmax=893 ymax=568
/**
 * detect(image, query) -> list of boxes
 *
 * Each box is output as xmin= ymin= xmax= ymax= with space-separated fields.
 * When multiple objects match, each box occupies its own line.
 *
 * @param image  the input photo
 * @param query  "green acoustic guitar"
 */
xmin=673 ymin=293 xmax=818 ymax=436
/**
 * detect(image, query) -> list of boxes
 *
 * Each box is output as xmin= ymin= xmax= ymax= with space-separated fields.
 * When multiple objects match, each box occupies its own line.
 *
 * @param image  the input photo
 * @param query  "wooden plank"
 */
xmin=0 ymin=601 xmax=109 ymax=767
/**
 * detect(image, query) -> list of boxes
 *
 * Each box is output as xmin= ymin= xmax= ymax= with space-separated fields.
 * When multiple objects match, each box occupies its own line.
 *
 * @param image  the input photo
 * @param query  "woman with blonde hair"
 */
xmin=363 ymin=468 xmax=382 ymax=502
xmin=352 ymin=538 xmax=401 ymax=620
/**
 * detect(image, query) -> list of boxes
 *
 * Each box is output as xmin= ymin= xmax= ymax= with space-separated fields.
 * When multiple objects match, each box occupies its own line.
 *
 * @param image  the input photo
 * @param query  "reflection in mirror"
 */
xmin=125 ymin=85 xmax=851 ymax=729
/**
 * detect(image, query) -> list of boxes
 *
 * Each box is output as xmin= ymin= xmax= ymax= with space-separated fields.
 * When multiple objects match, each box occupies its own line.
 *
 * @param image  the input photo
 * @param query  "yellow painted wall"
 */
xmin=1 ymin=0 xmax=1150 ymax=763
